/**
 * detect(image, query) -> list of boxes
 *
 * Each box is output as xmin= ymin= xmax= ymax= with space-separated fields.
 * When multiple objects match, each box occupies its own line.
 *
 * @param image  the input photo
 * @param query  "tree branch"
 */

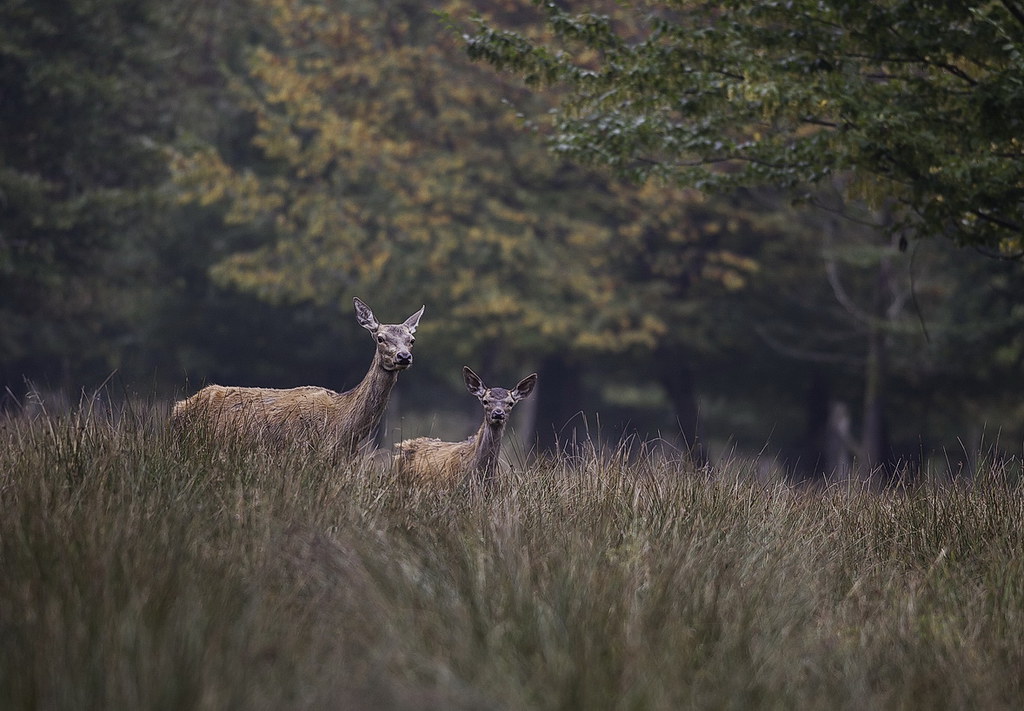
xmin=970 ymin=208 xmax=1024 ymax=235
xmin=1001 ymin=0 xmax=1024 ymax=29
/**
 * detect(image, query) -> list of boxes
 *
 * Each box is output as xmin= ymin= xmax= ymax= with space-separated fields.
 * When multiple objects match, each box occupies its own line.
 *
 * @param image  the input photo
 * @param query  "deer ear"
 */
xmin=404 ymin=305 xmax=425 ymax=333
xmin=512 ymin=373 xmax=538 ymax=401
xmin=463 ymin=366 xmax=486 ymax=397
xmin=354 ymin=297 xmax=380 ymax=332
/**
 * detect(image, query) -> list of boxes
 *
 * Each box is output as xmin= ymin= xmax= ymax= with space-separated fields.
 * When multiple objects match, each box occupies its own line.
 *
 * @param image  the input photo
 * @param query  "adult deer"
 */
xmin=394 ymin=366 xmax=537 ymax=485
xmin=172 ymin=297 xmax=424 ymax=456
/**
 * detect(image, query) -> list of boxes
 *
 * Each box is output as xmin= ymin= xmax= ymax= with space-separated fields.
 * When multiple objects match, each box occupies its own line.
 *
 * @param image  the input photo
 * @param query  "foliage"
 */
xmin=6 ymin=0 xmax=1023 ymax=468
xmin=0 ymin=0 xmax=265 ymax=393
xmin=168 ymin=0 xmax=772 ymax=373
xmin=706 ymin=192 xmax=1024 ymax=467
xmin=0 ymin=0 xmax=167 ymax=383
xmin=463 ymin=0 xmax=1024 ymax=250
xmin=3 ymin=403 xmax=1024 ymax=708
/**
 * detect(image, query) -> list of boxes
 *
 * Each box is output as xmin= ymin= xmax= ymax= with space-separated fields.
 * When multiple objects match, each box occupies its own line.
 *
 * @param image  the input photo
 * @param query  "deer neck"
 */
xmin=471 ymin=420 xmax=506 ymax=483
xmin=337 ymin=350 xmax=400 ymax=447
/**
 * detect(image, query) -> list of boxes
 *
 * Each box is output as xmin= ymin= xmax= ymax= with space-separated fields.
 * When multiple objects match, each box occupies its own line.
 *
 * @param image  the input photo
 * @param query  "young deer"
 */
xmin=171 ymin=297 xmax=424 ymax=456
xmin=394 ymin=366 xmax=538 ymax=485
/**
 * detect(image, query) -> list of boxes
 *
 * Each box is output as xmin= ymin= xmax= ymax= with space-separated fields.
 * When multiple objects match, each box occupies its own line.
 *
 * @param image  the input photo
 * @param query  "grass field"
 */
xmin=2 ymin=401 xmax=1023 ymax=710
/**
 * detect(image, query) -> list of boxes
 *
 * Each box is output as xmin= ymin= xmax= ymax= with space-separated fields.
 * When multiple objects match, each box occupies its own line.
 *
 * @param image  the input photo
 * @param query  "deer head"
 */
xmin=354 ymin=297 xmax=425 ymax=371
xmin=463 ymin=366 xmax=538 ymax=426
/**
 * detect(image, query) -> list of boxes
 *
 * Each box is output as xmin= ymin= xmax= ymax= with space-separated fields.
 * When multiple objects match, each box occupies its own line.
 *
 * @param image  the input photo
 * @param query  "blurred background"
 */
xmin=3 ymin=0 xmax=1022 ymax=479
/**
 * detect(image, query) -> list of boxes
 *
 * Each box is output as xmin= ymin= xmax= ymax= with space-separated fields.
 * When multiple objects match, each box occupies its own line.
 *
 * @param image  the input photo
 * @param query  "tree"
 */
xmin=463 ymin=0 xmax=1024 ymax=250
xmin=169 ymin=0 xmax=786 ymax=456
xmin=722 ymin=180 xmax=1024 ymax=479
xmin=0 ymin=0 xmax=265 ymax=399
xmin=0 ymin=0 xmax=164 ymax=392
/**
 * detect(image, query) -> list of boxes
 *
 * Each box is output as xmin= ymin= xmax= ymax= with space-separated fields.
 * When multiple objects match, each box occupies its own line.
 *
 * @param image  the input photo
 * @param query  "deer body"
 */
xmin=394 ymin=367 xmax=537 ymax=485
xmin=171 ymin=298 xmax=424 ymax=456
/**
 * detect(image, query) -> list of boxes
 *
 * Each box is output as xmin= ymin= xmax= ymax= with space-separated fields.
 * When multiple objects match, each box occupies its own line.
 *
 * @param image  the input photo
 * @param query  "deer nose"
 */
xmin=491 ymin=408 xmax=506 ymax=421
xmin=395 ymin=351 xmax=412 ymax=365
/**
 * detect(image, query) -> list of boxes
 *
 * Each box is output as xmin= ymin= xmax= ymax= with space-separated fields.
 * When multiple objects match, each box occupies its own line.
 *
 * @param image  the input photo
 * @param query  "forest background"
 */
xmin=3 ymin=0 xmax=1023 ymax=480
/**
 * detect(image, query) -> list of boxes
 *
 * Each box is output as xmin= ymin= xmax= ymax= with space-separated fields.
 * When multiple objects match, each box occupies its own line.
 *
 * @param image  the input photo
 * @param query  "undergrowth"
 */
xmin=1 ymin=402 xmax=1023 ymax=709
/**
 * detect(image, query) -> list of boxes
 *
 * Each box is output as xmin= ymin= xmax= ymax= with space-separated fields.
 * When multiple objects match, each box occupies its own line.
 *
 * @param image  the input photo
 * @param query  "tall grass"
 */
xmin=2 ymin=401 xmax=1023 ymax=709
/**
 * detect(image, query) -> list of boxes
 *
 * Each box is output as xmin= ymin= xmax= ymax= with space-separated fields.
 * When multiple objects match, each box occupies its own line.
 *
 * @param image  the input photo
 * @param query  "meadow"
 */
xmin=2 ymin=400 xmax=1023 ymax=710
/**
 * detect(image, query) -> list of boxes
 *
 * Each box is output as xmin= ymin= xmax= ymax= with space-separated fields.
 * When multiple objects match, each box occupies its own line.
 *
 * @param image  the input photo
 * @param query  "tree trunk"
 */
xmin=823 ymin=216 xmax=896 ymax=483
xmin=861 ymin=322 xmax=888 ymax=473
xmin=825 ymin=401 xmax=855 ymax=482
xmin=799 ymin=368 xmax=831 ymax=480
xmin=656 ymin=349 xmax=708 ymax=466
xmin=861 ymin=239 xmax=895 ymax=481
xmin=533 ymin=356 xmax=585 ymax=454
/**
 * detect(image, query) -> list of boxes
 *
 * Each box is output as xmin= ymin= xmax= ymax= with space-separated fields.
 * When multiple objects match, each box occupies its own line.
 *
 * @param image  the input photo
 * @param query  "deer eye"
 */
xmin=377 ymin=335 xmax=385 ymax=343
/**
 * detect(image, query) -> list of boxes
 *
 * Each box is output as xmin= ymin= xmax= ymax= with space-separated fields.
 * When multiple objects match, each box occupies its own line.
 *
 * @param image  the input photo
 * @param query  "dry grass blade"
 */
xmin=1 ymin=400 xmax=1023 ymax=709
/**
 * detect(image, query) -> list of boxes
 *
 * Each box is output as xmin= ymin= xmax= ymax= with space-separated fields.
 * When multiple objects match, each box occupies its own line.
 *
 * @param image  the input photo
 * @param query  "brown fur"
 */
xmin=171 ymin=297 xmax=424 ymax=456
xmin=394 ymin=367 xmax=537 ymax=485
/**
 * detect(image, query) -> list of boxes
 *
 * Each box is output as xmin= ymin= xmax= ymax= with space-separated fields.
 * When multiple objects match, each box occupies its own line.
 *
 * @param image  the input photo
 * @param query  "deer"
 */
xmin=393 ymin=366 xmax=538 ymax=485
xmin=171 ymin=297 xmax=424 ymax=457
